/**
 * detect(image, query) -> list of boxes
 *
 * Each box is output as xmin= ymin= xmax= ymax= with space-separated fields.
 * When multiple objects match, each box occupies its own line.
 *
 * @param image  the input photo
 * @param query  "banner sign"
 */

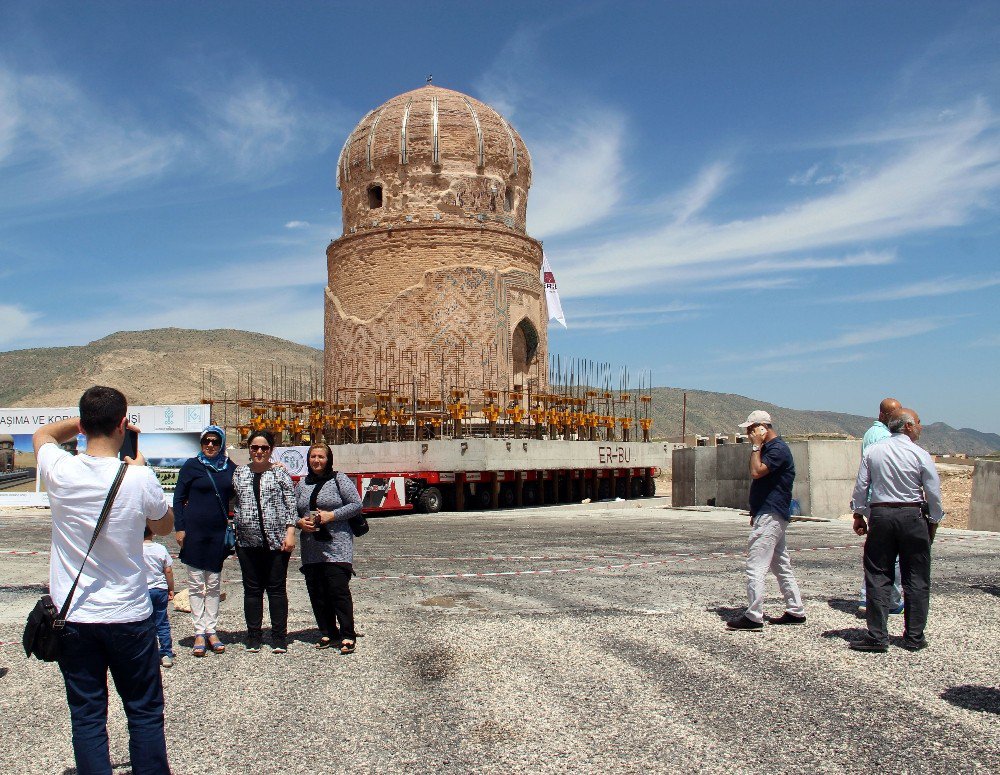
xmin=0 ymin=405 xmax=209 ymax=506
xmin=541 ymin=253 xmax=567 ymax=328
xmin=0 ymin=405 xmax=209 ymax=434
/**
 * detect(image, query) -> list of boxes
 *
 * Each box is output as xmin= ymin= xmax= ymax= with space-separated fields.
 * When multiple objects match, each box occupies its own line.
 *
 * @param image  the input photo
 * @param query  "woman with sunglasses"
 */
xmin=173 ymin=425 xmax=236 ymax=657
xmin=232 ymin=429 xmax=297 ymax=653
xmin=295 ymin=443 xmax=363 ymax=654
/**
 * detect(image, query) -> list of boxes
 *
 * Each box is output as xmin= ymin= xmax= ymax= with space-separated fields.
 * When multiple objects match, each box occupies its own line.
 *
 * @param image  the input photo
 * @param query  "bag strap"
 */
xmin=308 ymin=474 xmax=344 ymax=512
xmin=55 ymin=462 xmax=129 ymax=627
xmin=201 ymin=461 xmax=230 ymax=522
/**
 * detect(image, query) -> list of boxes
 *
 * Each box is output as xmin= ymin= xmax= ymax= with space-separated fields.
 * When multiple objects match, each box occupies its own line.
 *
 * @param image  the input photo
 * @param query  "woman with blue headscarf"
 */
xmin=173 ymin=425 xmax=236 ymax=656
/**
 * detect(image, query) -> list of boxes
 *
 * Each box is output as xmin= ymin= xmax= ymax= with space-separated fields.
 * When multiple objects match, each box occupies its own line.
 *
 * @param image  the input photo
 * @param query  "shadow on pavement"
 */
xmin=706 ymin=605 xmax=744 ymax=622
xmin=827 ymin=598 xmax=864 ymax=617
xmin=821 ymin=626 xmax=868 ymax=642
xmin=970 ymin=583 xmax=1000 ymax=598
xmin=940 ymin=685 xmax=1000 ymax=715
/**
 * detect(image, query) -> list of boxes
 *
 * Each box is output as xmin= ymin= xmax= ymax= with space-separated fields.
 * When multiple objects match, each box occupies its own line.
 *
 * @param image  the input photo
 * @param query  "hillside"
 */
xmin=0 ymin=328 xmax=323 ymax=407
xmin=1 ymin=328 xmax=996 ymax=455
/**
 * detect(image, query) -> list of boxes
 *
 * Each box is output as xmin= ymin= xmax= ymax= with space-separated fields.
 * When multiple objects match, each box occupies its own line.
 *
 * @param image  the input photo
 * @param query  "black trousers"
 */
xmin=236 ymin=546 xmax=291 ymax=639
xmin=302 ymin=563 xmax=355 ymax=642
xmin=864 ymin=505 xmax=932 ymax=646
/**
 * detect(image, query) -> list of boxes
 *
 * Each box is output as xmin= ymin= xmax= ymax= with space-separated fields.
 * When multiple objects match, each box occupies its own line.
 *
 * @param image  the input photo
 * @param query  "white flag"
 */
xmin=541 ymin=253 xmax=567 ymax=328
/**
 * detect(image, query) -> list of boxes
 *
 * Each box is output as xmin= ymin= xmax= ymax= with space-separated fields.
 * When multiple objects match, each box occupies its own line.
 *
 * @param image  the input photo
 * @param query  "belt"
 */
xmin=870 ymin=502 xmax=922 ymax=508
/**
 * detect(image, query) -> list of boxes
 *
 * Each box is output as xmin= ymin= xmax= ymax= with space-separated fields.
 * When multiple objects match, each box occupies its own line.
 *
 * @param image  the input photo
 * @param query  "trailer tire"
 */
xmin=418 ymin=487 xmax=443 ymax=514
xmin=522 ymin=483 xmax=538 ymax=506
xmin=469 ymin=484 xmax=492 ymax=510
xmin=499 ymin=484 xmax=516 ymax=508
xmin=644 ymin=475 xmax=657 ymax=497
xmin=597 ymin=479 xmax=611 ymax=500
xmin=630 ymin=477 xmax=643 ymax=499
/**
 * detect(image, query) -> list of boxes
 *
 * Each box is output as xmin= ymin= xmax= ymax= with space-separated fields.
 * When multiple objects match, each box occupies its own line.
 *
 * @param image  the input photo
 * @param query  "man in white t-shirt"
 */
xmin=34 ymin=386 xmax=174 ymax=775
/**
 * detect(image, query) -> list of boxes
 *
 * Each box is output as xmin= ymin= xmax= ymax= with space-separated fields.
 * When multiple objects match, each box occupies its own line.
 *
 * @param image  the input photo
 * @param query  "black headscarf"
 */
xmin=304 ymin=444 xmax=335 ymax=485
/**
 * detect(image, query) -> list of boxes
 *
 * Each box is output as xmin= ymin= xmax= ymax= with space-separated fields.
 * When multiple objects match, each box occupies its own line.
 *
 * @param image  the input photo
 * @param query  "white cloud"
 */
xmin=969 ymin=332 xmax=1000 ymax=348
xmin=0 ymin=66 xmax=182 ymax=196
xmin=192 ymin=76 xmax=327 ymax=173
xmin=284 ymin=220 xmax=310 ymax=229
xmin=526 ymin=110 xmax=626 ymax=238
xmin=835 ymin=273 xmax=1000 ymax=303
xmin=722 ymin=317 xmax=951 ymax=363
xmin=0 ymin=303 xmax=40 ymax=346
xmin=556 ymin=105 xmax=1000 ymax=298
xmin=565 ymin=303 xmax=701 ymax=332
xmin=0 ymin=61 xmax=340 ymax=207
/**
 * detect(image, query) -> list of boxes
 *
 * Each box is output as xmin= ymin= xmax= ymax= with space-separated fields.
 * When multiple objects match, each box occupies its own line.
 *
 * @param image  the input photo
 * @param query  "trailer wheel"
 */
xmin=644 ymin=475 xmax=657 ymax=497
xmin=597 ymin=479 xmax=611 ymax=500
xmin=499 ymin=484 xmax=516 ymax=508
xmin=630 ymin=477 xmax=643 ymax=499
xmin=522 ymin=483 xmax=538 ymax=506
xmin=615 ymin=478 xmax=628 ymax=499
xmin=418 ymin=487 xmax=443 ymax=514
xmin=467 ymin=484 xmax=492 ymax=510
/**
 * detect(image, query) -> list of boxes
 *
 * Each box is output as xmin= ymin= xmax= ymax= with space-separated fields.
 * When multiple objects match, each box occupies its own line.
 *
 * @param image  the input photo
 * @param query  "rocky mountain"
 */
xmin=1 ymin=329 xmax=996 ymax=455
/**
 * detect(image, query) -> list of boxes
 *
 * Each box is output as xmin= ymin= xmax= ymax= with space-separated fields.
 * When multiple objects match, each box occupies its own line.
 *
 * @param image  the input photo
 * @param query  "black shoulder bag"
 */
xmin=23 ymin=462 xmax=129 ymax=662
xmin=202 ymin=463 xmax=236 ymax=556
xmin=310 ymin=473 xmax=368 ymax=539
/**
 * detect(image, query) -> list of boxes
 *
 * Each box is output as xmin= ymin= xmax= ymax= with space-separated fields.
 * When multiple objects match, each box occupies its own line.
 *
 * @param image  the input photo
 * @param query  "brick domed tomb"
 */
xmin=325 ymin=84 xmax=547 ymax=402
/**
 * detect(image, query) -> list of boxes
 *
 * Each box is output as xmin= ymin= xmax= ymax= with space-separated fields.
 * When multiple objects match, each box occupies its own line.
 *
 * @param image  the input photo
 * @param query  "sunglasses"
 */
xmin=201 ymin=438 xmax=221 ymax=447
xmin=249 ymin=444 xmax=271 ymax=452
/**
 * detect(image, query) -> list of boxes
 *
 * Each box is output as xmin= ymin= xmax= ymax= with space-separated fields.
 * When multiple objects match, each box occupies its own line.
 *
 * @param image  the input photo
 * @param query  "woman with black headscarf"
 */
xmin=295 ymin=443 xmax=363 ymax=653
xmin=173 ymin=425 xmax=236 ymax=657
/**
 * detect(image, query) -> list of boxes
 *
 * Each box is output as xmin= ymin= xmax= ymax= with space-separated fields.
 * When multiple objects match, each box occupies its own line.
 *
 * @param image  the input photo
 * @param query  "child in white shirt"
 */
xmin=143 ymin=527 xmax=175 ymax=667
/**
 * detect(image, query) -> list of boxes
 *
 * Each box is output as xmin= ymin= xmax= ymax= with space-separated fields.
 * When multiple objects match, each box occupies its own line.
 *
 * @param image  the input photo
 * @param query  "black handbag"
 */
xmin=312 ymin=473 xmax=368 ymax=538
xmin=23 ymin=463 xmax=129 ymax=662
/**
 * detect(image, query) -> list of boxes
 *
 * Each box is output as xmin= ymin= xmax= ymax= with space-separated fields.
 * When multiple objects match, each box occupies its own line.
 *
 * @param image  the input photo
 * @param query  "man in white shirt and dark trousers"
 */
xmin=34 ymin=386 xmax=174 ymax=775
xmin=849 ymin=408 xmax=944 ymax=653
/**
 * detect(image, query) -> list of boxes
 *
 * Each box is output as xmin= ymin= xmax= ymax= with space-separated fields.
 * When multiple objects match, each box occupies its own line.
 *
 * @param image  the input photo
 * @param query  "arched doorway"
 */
xmin=511 ymin=318 xmax=539 ymax=391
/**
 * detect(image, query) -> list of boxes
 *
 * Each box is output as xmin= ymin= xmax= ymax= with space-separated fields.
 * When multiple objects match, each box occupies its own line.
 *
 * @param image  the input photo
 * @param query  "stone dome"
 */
xmin=336 ymin=84 xmax=532 ymax=235
xmin=0 ymin=434 xmax=14 ymax=445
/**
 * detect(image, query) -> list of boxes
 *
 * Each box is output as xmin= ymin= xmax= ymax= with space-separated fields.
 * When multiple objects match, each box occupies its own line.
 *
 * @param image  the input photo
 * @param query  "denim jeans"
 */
xmin=57 ymin=616 xmax=170 ymax=775
xmin=148 ymin=588 xmax=174 ymax=658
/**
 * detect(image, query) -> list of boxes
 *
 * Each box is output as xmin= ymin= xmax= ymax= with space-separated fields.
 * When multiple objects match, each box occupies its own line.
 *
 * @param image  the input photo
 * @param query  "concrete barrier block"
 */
xmin=671 ymin=446 xmax=717 ymax=507
xmin=969 ymin=460 xmax=1000 ymax=532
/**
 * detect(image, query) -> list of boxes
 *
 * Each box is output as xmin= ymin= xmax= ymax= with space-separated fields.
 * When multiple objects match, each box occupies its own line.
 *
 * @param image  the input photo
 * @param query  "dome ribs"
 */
xmin=431 ymin=95 xmax=440 ymax=166
xmin=400 ymin=98 xmax=413 ymax=165
xmin=463 ymin=97 xmax=485 ymax=169
xmin=366 ymin=108 xmax=385 ymax=172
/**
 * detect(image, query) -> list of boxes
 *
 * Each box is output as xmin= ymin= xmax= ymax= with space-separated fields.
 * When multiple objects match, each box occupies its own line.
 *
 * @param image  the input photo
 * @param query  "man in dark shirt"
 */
xmin=727 ymin=411 xmax=806 ymax=631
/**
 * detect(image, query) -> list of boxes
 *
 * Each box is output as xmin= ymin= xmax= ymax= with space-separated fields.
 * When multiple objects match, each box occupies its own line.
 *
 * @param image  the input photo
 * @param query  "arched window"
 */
xmin=504 ymin=187 xmax=514 ymax=212
xmin=511 ymin=318 xmax=539 ymax=389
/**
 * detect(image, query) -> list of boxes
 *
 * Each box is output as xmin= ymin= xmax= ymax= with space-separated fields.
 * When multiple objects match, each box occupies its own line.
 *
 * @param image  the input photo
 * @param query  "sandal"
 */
xmin=192 ymin=636 xmax=207 ymax=658
xmin=207 ymin=634 xmax=226 ymax=654
xmin=339 ymin=639 xmax=356 ymax=655
xmin=315 ymin=637 xmax=332 ymax=650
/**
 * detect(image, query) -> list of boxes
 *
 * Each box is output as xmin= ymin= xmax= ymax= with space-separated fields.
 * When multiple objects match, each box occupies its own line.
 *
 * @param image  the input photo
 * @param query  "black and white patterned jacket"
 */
xmin=232 ymin=465 xmax=297 ymax=550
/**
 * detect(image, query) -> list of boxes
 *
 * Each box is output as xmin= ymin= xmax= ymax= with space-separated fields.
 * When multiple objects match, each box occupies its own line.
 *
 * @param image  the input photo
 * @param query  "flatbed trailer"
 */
xmin=265 ymin=438 xmax=671 ymax=515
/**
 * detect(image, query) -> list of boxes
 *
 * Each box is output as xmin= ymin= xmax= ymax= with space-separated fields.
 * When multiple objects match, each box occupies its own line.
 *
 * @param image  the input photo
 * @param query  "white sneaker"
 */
xmin=160 ymin=655 xmax=174 ymax=668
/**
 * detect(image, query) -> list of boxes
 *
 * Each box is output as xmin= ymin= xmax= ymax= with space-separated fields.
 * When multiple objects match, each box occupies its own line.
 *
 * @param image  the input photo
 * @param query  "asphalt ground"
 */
xmin=0 ymin=498 xmax=998 ymax=774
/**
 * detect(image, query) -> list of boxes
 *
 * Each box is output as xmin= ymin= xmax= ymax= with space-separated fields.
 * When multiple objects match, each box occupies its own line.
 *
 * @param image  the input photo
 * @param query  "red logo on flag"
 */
xmin=543 ymin=272 xmax=555 ymax=284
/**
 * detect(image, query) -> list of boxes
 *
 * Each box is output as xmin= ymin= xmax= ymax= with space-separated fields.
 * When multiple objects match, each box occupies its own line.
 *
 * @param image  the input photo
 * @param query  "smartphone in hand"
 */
xmin=119 ymin=429 xmax=139 ymax=461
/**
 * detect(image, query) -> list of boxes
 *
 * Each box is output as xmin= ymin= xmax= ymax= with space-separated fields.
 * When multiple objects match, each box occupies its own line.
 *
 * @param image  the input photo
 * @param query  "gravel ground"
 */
xmin=0 ymin=499 xmax=998 ymax=774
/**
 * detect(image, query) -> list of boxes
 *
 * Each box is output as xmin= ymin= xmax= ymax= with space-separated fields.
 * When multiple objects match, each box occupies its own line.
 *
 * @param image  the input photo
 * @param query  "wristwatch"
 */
xmin=751 ymin=444 xmax=761 ymax=452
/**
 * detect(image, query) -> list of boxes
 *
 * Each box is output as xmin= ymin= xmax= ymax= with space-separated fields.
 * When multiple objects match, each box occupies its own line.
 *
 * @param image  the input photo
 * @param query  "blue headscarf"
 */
xmin=197 ymin=425 xmax=229 ymax=472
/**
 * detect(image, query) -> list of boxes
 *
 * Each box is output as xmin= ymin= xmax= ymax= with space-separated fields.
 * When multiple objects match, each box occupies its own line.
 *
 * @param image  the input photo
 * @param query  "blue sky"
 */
xmin=1 ymin=1 xmax=998 ymax=432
